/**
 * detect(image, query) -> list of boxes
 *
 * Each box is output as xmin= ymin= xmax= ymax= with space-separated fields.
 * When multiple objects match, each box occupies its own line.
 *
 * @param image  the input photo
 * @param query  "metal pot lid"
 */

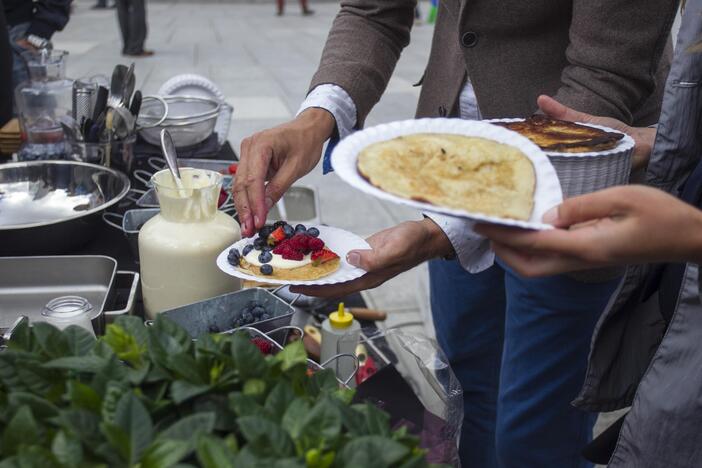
xmin=0 ymin=160 xmax=130 ymax=230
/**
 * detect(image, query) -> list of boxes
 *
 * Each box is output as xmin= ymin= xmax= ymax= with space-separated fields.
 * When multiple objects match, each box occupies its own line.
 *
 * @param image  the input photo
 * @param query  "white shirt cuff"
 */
xmin=297 ymin=84 xmax=357 ymax=139
xmin=425 ymin=212 xmax=495 ymax=273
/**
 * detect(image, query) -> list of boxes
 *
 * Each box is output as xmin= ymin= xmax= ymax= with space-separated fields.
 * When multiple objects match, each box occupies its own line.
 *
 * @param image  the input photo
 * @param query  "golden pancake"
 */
xmin=238 ymin=257 xmax=340 ymax=281
xmin=495 ymin=116 xmax=623 ymax=153
xmin=357 ymin=133 xmax=536 ymax=220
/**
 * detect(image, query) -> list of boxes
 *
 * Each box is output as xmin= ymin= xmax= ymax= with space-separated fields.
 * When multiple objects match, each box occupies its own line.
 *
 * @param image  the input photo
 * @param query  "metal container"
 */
xmin=160 ymin=288 xmax=295 ymax=338
xmin=267 ymin=185 xmax=321 ymax=225
xmin=0 ymin=256 xmax=139 ymax=336
xmin=0 ymin=161 xmax=131 ymax=255
xmin=138 ymin=96 xmax=220 ymax=148
xmin=102 ymin=208 xmax=160 ymax=261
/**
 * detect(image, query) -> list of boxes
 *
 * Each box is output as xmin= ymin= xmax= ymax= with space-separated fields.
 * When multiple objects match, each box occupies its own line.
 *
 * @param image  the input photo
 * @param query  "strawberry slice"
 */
xmin=268 ymin=226 xmax=286 ymax=246
xmin=311 ymin=248 xmax=339 ymax=266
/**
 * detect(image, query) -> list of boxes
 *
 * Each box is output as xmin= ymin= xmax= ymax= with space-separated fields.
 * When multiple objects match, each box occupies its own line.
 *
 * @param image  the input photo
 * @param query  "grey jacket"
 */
xmin=572 ymin=2 xmax=702 ymax=465
xmin=310 ymin=0 xmax=677 ymax=127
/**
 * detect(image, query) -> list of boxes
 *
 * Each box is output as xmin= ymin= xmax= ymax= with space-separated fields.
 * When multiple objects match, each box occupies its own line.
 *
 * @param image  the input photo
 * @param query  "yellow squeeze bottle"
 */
xmin=320 ymin=303 xmax=361 ymax=386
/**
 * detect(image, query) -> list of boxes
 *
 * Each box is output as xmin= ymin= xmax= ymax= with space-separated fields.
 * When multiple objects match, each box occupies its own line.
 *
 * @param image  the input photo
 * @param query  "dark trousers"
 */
xmin=0 ymin=0 xmax=13 ymax=126
xmin=116 ymin=0 xmax=146 ymax=54
xmin=429 ymin=259 xmax=620 ymax=467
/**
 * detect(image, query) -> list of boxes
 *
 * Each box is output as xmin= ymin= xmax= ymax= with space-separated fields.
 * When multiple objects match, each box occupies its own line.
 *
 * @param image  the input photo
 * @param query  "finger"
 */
xmin=233 ymin=139 xmax=254 ymax=236
xmin=545 ymin=188 xmax=629 ymax=228
xmin=263 ymin=153 xmax=300 ymax=210
xmin=536 ymin=95 xmax=593 ymax=123
xmin=246 ymin=142 xmax=274 ymax=231
xmin=345 ymin=249 xmax=382 ymax=272
xmin=492 ymin=242 xmax=598 ymax=277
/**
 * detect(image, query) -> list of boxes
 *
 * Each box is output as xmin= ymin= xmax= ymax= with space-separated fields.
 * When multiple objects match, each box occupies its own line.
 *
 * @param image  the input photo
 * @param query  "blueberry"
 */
xmin=273 ymin=221 xmax=287 ymax=229
xmin=260 ymin=313 xmax=271 ymax=321
xmin=294 ymin=224 xmax=307 ymax=234
xmin=283 ymin=224 xmax=295 ymax=238
xmin=259 ymin=225 xmax=274 ymax=238
xmin=229 ymin=247 xmax=240 ymax=257
xmin=242 ymin=312 xmax=254 ymax=324
xmin=258 ymin=250 xmax=272 ymax=263
xmin=232 ymin=317 xmax=242 ymax=328
xmin=242 ymin=244 xmax=254 ymax=256
xmin=261 ymin=245 xmax=272 ymax=253
xmin=227 ymin=251 xmax=241 ymax=266
xmin=252 ymin=306 xmax=266 ymax=318
xmin=307 ymin=227 xmax=320 ymax=237
xmin=242 ymin=306 xmax=253 ymax=316
xmin=253 ymin=237 xmax=266 ymax=250
xmin=260 ymin=264 xmax=273 ymax=275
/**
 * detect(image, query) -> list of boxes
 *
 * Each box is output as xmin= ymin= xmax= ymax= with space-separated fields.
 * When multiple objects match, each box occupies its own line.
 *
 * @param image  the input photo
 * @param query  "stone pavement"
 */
xmin=54 ymin=0 xmax=653 ymax=449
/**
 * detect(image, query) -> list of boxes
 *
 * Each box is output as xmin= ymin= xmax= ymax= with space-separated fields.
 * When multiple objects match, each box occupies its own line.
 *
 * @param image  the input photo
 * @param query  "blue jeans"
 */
xmin=429 ymin=259 xmax=619 ymax=468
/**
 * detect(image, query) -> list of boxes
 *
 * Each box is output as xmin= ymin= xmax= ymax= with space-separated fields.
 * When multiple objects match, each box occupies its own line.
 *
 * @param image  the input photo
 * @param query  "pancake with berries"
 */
xmin=229 ymin=222 xmax=340 ymax=280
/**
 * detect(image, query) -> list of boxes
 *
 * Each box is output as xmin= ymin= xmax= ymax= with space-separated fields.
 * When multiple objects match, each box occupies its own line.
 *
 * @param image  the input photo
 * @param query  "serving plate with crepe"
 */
xmin=216 ymin=225 xmax=370 ymax=286
xmin=331 ymin=119 xmax=563 ymax=230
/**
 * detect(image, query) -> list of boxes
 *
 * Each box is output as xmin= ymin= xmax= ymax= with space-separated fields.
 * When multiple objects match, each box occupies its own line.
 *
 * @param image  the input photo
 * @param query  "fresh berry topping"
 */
xmin=272 ymin=243 xmax=305 ymax=260
xmin=228 ymin=163 xmax=238 ymax=175
xmin=242 ymin=244 xmax=254 ymax=256
xmin=259 ymin=225 xmax=274 ymax=239
xmin=258 ymin=250 xmax=273 ymax=263
xmin=308 ymin=237 xmax=324 ymax=251
xmin=227 ymin=249 xmax=241 ymax=266
xmin=273 ymin=221 xmax=287 ymax=229
xmin=253 ymin=237 xmax=266 ymax=250
xmin=260 ymin=264 xmax=273 ymax=275
xmin=283 ymin=224 xmax=295 ymax=238
xmin=307 ymin=227 xmax=320 ymax=237
xmin=268 ymin=226 xmax=287 ymax=245
xmin=294 ymin=224 xmax=307 ymax=234
xmin=251 ymin=337 xmax=274 ymax=354
xmin=311 ymin=248 xmax=339 ymax=266
xmin=228 ymin=248 xmax=240 ymax=257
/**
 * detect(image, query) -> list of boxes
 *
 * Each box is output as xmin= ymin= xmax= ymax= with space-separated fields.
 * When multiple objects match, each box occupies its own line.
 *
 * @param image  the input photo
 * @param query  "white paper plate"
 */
xmin=216 ymin=225 xmax=370 ymax=286
xmin=331 ymin=119 xmax=563 ymax=230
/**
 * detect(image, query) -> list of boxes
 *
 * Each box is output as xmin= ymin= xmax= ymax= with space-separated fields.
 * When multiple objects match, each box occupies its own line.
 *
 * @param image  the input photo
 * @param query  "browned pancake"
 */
xmin=495 ymin=115 xmax=624 ymax=153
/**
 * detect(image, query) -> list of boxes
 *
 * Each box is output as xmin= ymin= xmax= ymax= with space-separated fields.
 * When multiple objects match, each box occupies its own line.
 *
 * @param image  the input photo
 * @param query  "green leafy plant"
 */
xmin=0 ymin=316 xmax=442 ymax=467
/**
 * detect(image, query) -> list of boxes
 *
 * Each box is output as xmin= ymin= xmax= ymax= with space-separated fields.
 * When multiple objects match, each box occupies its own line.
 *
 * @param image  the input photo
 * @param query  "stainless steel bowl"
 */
xmin=138 ymin=95 xmax=220 ymax=148
xmin=0 ymin=161 xmax=130 ymax=255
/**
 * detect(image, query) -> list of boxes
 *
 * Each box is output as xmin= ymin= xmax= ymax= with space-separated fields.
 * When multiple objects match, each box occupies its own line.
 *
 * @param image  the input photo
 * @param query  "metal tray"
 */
xmin=0 ymin=256 xmax=139 ymax=336
xmin=159 ymin=287 xmax=294 ymax=338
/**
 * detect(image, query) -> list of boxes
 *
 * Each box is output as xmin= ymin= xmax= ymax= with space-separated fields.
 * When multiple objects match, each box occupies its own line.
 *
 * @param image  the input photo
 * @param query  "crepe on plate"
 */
xmin=238 ymin=256 xmax=340 ymax=281
xmin=357 ymin=133 xmax=536 ymax=220
xmin=495 ymin=115 xmax=624 ymax=153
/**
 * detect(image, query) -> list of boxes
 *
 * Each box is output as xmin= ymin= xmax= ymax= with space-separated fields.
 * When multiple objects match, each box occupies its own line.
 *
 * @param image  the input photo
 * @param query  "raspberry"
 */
xmin=308 ymin=237 xmax=324 ymax=251
xmin=251 ymin=337 xmax=274 ymax=355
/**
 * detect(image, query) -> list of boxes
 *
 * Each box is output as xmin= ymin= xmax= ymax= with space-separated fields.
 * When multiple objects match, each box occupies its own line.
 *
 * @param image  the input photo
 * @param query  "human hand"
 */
xmin=234 ymin=108 xmax=335 ymax=237
xmin=537 ymin=95 xmax=656 ymax=171
xmin=475 ymin=185 xmax=702 ymax=277
xmin=14 ymin=38 xmax=37 ymax=53
xmin=291 ymin=218 xmax=453 ymax=298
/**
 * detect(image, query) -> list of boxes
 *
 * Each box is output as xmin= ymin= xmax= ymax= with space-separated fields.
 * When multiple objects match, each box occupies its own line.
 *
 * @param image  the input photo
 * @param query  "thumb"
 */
xmin=543 ymin=188 xmax=627 ymax=227
xmin=536 ymin=95 xmax=592 ymax=123
xmin=346 ymin=249 xmax=378 ymax=272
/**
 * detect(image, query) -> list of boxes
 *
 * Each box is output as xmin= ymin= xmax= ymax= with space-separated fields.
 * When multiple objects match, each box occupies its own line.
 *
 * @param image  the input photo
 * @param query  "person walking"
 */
xmin=115 ymin=0 xmax=153 ymax=57
xmin=276 ymin=0 xmax=313 ymax=16
xmin=232 ymin=0 xmax=678 ymax=465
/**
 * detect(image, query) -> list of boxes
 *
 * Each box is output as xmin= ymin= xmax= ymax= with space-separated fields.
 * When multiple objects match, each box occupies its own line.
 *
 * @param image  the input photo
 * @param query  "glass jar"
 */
xmin=14 ymin=50 xmax=73 ymax=160
xmin=139 ymin=168 xmax=241 ymax=318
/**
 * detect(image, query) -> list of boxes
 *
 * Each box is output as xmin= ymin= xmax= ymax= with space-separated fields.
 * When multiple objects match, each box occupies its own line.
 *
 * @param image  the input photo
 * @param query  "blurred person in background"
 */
xmin=0 ymin=0 xmax=13 ymax=127
xmin=276 ymin=0 xmax=313 ymax=17
xmin=116 ymin=0 xmax=152 ymax=57
xmin=4 ymin=0 xmax=71 ymax=90
xmin=234 ymin=0 xmax=679 ymax=465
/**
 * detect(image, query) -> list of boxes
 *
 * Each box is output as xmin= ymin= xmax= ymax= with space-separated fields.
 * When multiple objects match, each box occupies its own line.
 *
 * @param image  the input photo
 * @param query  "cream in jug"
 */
xmin=139 ymin=168 xmax=240 ymax=317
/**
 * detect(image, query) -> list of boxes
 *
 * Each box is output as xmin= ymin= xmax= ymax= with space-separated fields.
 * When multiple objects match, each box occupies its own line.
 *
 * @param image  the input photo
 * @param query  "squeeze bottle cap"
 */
xmin=329 ymin=302 xmax=354 ymax=329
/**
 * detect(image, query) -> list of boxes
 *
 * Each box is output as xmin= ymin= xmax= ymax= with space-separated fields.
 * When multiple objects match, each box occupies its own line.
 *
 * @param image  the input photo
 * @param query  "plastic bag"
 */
xmin=347 ymin=328 xmax=463 ymax=467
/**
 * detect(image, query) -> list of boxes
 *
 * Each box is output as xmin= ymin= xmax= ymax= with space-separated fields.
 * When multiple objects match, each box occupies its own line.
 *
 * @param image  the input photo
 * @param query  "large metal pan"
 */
xmin=0 ymin=161 xmax=131 ymax=255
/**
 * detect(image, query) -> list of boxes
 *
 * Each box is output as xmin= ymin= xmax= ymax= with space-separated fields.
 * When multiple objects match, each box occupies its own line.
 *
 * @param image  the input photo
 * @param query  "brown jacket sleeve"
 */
xmin=551 ymin=0 xmax=679 ymax=124
xmin=309 ymin=0 xmax=416 ymax=126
